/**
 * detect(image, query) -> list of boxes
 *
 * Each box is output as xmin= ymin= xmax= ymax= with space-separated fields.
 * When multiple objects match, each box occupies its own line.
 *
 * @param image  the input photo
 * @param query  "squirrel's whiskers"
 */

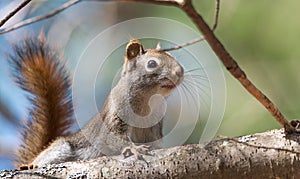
xmin=180 ymin=68 xmax=211 ymax=111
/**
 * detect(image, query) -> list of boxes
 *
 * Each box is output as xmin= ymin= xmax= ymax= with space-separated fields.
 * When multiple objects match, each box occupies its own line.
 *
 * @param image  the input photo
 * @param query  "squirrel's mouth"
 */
xmin=159 ymin=77 xmax=183 ymax=96
xmin=161 ymin=83 xmax=176 ymax=89
xmin=160 ymin=79 xmax=177 ymax=90
xmin=159 ymin=80 xmax=177 ymax=96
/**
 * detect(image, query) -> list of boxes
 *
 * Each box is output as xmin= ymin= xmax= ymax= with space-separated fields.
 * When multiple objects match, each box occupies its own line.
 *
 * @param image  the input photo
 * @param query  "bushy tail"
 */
xmin=9 ymin=34 xmax=74 ymax=166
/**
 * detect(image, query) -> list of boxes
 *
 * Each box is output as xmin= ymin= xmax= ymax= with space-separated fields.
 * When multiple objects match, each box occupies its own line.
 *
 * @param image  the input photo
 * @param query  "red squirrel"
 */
xmin=10 ymin=34 xmax=184 ymax=168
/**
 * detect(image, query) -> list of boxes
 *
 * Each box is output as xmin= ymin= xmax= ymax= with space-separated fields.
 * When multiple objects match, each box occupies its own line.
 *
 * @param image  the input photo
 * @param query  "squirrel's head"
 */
xmin=121 ymin=39 xmax=184 ymax=96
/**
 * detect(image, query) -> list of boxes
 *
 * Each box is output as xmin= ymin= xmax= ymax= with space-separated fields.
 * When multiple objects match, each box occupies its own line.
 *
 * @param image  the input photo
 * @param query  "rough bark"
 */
xmin=1 ymin=129 xmax=300 ymax=178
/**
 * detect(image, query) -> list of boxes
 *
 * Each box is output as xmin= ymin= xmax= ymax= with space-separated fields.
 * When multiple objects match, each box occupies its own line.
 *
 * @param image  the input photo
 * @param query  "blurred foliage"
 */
xmin=211 ymin=0 xmax=300 ymax=137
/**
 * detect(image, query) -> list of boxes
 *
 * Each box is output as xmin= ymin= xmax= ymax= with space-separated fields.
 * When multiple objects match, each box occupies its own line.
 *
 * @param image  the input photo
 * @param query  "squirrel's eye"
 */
xmin=147 ymin=60 xmax=158 ymax=68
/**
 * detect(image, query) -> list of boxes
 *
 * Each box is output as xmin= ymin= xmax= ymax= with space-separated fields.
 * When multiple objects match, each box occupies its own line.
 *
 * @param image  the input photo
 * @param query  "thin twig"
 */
xmin=162 ymin=0 xmax=220 ymax=51
xmin=162 ymin=37 xmax=205 ymax=51
xmin=212 ymin=0 xmax=220 ymax=31
xmin=0 ymin=0 xmax=81 ymax=34
xmin=116 ymin=0 xmax=179 ymax=6
xmin=0 ymin=0 xmax=32 ymax=28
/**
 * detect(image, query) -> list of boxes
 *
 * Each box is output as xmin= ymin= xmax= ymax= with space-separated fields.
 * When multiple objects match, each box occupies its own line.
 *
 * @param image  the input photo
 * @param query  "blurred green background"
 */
xmin=1 ymin=0 xmax=300 ymax=169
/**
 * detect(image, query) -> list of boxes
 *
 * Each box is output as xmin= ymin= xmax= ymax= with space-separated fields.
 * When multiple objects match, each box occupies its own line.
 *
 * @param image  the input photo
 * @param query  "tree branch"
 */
xmin=177 ymin=0 xmax=293 ymax=132
xmin=162 ymin=0 xmax=220 ymax=51
xmin=162 ymin=36 xmax=205 ymax=52
xmin=2 ymin=129 xmax=300 ymax=178
xmin=212 ymin=0 xmax=220 ymax=31
xmin=0 ymin=0 xmax=179 ymax=35
xmin=0 ymin=0 xmax=32 ymax=28
xmin=117 ymin=0 xmax=180 ymax=6
xmin=0 ymin=0 xmax=80 ymax=34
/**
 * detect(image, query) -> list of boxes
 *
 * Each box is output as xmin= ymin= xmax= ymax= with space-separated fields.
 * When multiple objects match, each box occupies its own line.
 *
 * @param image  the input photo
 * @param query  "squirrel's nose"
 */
xmin=175 ymin=69 xmax=182 ymax=78
xmin=172 ymin=64 xmax=184 ymax=85
xmin=174 ymin=65 xmax=184 ymax=78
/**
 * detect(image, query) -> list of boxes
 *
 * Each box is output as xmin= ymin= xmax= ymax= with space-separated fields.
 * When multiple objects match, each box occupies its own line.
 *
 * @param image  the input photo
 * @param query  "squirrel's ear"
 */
xmin=125 ymin=39 xmax=145 ymax=61
xmin=156 ymin=42 xmax=161 ymax=50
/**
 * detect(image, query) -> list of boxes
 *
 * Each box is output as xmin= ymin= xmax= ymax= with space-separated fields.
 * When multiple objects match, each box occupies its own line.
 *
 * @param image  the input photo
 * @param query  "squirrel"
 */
xmin=9 ymin=34 xmax=184 ymax=169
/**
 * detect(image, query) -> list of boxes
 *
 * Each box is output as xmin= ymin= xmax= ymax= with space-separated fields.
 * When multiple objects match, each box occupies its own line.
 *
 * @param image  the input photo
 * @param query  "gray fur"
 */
xmin=31 ymin=44 xmax=184 ymax=166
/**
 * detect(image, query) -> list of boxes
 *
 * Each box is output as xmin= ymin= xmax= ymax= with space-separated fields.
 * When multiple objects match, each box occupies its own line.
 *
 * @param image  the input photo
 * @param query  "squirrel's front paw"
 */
xmin=19 ymin=163 xmax=38 ymax=170
xmin=121 ymin=143 xmax=151 ymax=160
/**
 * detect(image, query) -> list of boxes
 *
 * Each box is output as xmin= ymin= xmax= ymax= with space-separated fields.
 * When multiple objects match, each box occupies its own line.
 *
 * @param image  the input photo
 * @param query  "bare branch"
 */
xmin=162 ymin=37 xmax=204 ymax=51
xmin=116 ymin=0 xmax=180 ymax=6
xmin=163 ymin=0 xmax=220 ymax=51
xmin=0 ymin=0 xmax=81 ymax=34
xmin=0 ymin=0 xmax=32 ymax=28
xmin=0 ymin=0 xmax=179 ymax=35
xmin=212 ymin=0 xmax=220 ymax=31
xmin=1 ymin=129 xmax=300 ymax=178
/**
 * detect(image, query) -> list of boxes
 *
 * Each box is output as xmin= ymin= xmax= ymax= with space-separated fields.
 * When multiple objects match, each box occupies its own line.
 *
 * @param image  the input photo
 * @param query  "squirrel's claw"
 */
xmin=19 ymin=163 xmax=38 ymax=170
xmin=121 ymin=143 xmax=151 ymax=160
